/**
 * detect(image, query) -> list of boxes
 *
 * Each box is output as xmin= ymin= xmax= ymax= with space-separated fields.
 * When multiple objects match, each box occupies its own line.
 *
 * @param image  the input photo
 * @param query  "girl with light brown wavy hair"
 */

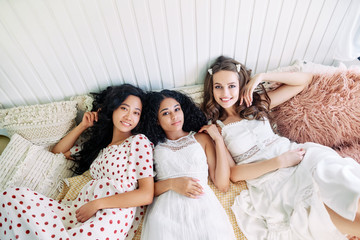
xmin=201 ymin=55 xmax=360 ymax=240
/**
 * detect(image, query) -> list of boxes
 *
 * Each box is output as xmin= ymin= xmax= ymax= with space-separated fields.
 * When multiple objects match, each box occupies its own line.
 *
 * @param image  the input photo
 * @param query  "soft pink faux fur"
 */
xmin=335 ymin=143 xmax=360 ymax=164
xmin=272 ymin=69 xmax=360 ymax=152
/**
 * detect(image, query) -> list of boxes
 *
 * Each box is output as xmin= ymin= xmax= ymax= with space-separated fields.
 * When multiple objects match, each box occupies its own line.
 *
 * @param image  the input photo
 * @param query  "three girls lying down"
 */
xmin=0 ymin=55 xmax=359 ymax=240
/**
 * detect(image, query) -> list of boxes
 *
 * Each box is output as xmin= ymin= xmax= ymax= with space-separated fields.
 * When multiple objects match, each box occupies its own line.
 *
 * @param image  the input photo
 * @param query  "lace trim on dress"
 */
xmin=158 ymin=132 xmax=197 ymax=151
xmin=233 ymin=136 xmax=279 ymax=164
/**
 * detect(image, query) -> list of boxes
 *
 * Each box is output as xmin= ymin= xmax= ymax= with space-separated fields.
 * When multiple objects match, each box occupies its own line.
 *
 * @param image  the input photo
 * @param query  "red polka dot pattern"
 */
xmin=0 ymin=134 xmax=153 ymax=240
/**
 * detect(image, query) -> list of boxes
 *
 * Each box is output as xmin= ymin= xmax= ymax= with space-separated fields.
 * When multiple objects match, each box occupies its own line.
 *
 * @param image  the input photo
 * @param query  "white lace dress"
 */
xmin=217 ymin=119 xmax=360 ymax=240
xmin=141 ymin=132 xmax=235 ymax=240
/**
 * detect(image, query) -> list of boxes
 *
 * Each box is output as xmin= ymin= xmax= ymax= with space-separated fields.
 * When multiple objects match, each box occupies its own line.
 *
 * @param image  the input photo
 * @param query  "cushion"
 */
xmin=335 ymin=143 xmax=360 ymax=164
xmin=0 ymin=133 xmax=74 ymax=198
xmin=0 ymin=134 xmax=10 ymax=155
xmin=56 ymin=170 xmax=92 ymax=201
xmin=0 ymin=133 xmax=33 ymax=188
xmin=260 ymin=60 xmax=302 ymax=91
xmin=300 ymin=60 xmax=347 ymax=74
xmin=171 ymin=84 xmax=204 ymax=105
xmin=0 ymin=100 xmax=78 ymax=147
xmin=272 ymin=69 xmax=360 ymax=160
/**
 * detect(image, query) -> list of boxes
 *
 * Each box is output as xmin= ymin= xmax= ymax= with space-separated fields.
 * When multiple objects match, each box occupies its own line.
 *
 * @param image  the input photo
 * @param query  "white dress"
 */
xmin=217 ymin=119 xmax=360 ymax=240
xmin=141 ymin=132 xmax=235 ymax=240
xmin=0 ymin=134 xmax=153 ymax=240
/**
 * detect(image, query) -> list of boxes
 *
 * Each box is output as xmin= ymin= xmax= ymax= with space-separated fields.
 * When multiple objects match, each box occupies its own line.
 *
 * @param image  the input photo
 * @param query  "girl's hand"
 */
xmin=75 ymin=200 xmax=101 ymax=223
xmin=171 ymin=177 xmax=204 ymax=199
xmin=79 ymin=111 xmax=98 ymax=129
xmin=241 ymin=73 xmax=264 ymax=107
xmin=198 ymin=124 xmax=222 ymax=142
xmin=278 ymin=148 xmax=306 ymax=169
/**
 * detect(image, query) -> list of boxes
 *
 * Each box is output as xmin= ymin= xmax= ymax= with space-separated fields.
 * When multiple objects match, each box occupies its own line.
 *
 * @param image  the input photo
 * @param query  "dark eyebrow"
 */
xmin=159 ymin=108 xmax=168 ymax=113
xmin=159 ymin=104 xmax=180 ymax=113
xmin=121 ymin=103 xmax=141 ymax=112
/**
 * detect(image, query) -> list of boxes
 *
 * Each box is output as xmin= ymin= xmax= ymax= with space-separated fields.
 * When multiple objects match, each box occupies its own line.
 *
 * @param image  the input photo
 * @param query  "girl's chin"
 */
xmin=219 ymin=101 xmax=236 ymax=108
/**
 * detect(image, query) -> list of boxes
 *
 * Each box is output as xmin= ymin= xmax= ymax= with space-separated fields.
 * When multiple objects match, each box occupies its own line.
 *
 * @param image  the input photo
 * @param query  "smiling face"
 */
xmin=157 ymin=97 xmax=184 ymax=133
xmin=112 ymin=95 xmax=142 ymax=134
xmin=212 ymin=70 xmax=240 ymax=110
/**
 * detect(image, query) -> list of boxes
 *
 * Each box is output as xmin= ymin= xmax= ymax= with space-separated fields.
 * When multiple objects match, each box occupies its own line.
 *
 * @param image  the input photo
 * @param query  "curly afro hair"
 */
xmin=140 ymin=90 xmax=207 ymax=146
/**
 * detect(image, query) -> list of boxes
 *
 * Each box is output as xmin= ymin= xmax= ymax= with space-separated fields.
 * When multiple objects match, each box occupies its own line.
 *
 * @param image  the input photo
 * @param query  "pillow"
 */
xmin=335 ymin=143 xmax=360 ymax=164
xmin=56 ymin=170 xmax=92 ymax=201
xmin=0 ymin=133 xmax=74 ymax=198
xmin=171 ymin=84 xmax=204 ymax=105
xmin=0 ymin=133 xmax=33 ymax=188
xmin=300 ymin=60 xmax=347 ymax=74
xmin=272 ymin=69 xmax=360 ymax=154
xmin=258 ymin=60 xmax=347 ymax=92
xmin=0 ymin=100 xmax=78 ymax=147
xmin=0 ymin=134 xmax=10 ymax=155
xmin=208 ymin=179 xmax=248 ymax=240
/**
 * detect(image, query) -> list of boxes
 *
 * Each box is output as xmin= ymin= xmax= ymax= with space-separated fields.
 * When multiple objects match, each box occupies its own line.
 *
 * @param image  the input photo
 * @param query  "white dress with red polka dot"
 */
xmin=0 ymin=134 xmax=153 ymax=240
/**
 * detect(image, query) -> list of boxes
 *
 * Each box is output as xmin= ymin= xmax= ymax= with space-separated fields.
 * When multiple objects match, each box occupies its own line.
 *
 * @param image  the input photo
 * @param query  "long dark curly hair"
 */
xmin=72 ymin=84 xmax=145 ymax=174
xmin=140 ymin=90 xmax=207 ymax=146
xmin=201 ymin=56 xmax=271 ymax=123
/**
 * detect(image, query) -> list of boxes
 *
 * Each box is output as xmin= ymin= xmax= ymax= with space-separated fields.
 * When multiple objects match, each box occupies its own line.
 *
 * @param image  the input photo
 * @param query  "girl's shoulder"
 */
xmin=131 ymin=133 xmax=154 ymax=148
xmin=194 ymin=132 xmax=212 ymax=146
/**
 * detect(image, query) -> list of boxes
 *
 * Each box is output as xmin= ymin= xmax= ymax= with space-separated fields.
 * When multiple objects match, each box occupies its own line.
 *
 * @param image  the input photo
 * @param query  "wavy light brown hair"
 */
xmin=201 ymin=56 xmax=271 ymax=123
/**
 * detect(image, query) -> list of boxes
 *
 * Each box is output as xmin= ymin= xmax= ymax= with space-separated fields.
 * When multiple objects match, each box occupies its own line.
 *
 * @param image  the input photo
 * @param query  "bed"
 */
xmin=1 ymin=59 xmax=360 ymax=240
xmin=1 ymin=0 xmax=359 ymax=239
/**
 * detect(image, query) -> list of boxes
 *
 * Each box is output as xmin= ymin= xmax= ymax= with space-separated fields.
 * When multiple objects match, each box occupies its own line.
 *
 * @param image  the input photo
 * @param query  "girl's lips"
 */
xmin=220 ymin=97 xmax=232 ymax=102
xmin=120 ymin=121 xmax=131 ymax=127
xmin=172 ymin=121 xmax=182 ymax=126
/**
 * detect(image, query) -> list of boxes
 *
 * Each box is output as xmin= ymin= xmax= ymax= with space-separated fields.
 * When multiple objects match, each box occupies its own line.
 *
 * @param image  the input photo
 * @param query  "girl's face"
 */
xmin=157 ymin=98 xmax=184 ymax=133
xmin=212 ymin=70 xmax=240 ymax=110
xmin=112 ymin=95 xmax=142 ymax=133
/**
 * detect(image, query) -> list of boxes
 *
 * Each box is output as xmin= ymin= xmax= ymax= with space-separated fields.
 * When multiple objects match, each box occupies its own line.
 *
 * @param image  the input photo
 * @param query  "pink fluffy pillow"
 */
xmin=272 ymin=69 xmax=360 ymax=151
xmin=335 ymin=143 xmax=360 ymax=164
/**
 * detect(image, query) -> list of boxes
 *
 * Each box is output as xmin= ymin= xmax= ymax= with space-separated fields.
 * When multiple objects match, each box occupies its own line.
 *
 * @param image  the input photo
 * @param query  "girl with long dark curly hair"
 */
xmin=202 ymin=55 xmax=360 ymax=239
xmin=140 ymin=89 xmax=235 ymax=240
xmin=0 ymin=84 xmax=154 ymax=240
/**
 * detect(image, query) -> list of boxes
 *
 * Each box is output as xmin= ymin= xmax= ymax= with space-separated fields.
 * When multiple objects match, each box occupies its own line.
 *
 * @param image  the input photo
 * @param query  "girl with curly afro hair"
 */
xmin=140 ymin=89 xmax=235 ymax=240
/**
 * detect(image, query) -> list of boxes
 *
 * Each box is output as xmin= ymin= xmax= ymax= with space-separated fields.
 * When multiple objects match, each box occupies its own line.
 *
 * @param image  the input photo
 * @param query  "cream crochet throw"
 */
xmin=0 ymin=101 xmax=77 ymax=147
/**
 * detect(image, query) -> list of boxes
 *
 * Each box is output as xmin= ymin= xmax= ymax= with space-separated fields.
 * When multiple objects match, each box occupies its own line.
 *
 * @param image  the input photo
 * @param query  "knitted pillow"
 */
xmin=171 ymin=84 xmax=204 ymax=105
xmin=0 ymin=100 xmax=77 ymax=147
xmin=0 ymin=133 xmax=74 ymax=198
xmin=272 ymin=69 xmax=360 ymax=160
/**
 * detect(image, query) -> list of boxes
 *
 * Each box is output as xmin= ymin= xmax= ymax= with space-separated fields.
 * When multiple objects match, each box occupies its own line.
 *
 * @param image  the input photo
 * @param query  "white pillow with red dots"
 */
xmin=0 ymin=133 xmax=74 ymax=198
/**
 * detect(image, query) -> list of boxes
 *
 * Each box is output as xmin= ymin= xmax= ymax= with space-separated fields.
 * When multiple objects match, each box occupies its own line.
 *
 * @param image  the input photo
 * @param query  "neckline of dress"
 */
xmin=217 ymin=119 xmax=247 ymax=136
xmin=165 ymin=131 xmax=193 ymax=142
xmin=217 ymin=119 xmax=246 ymax=128
xmin=107 ymin=135 xmax=134 ymax=148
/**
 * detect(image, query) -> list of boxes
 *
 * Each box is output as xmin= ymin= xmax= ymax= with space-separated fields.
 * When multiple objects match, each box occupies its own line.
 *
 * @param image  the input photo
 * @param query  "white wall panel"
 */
xmin=234 ymin=0 xmax=254 ymax=64
xmin=255 ymin=0 xmax=284 ymax=73
xmin=0 ymin=0 xmax=358 ymax=108
xmin=195 ymin=0 xmax=210 ymax=84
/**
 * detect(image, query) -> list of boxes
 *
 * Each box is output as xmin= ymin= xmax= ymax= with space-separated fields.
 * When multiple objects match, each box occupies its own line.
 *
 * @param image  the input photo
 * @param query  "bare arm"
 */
xmin=242 ymin=72 xmax=313 ymax=109
xmin=230 ymin=148 xmax=306 ymax=182
xmin=154 ymin=177 xmax=203 ymax=198
xmin=75 ymin=176 xmax=154 ymax=222
xmin=195 ymin=130 xmax=230 ymax=192
xmin=51 ymin=112 xmax=98 ymax=156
